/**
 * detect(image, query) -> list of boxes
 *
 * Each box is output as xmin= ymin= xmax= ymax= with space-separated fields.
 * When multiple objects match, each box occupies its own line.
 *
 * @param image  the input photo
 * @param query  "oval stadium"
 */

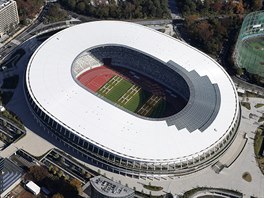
xmin=25 ymin=21 xmax=240 ymax=177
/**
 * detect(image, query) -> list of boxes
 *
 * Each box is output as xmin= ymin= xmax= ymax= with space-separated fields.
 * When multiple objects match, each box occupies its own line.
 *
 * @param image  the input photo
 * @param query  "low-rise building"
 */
xmin=25 ymin=181 xmax=41 ymax=195
xmin=90 ymin=176 xmax=134 ymax=198
xmin=0 ymin=157 xmax=23 ymax=198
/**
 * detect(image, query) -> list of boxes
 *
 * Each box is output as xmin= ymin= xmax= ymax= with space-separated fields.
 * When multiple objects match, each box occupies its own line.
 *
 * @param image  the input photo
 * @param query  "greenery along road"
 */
xmin=59 ymin=0 xmax=170 ymax=19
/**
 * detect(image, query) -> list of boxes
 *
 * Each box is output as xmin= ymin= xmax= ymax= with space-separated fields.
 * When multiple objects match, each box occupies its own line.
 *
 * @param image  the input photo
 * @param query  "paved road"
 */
xmin=233 ymin=76 xmax=264 ymax=95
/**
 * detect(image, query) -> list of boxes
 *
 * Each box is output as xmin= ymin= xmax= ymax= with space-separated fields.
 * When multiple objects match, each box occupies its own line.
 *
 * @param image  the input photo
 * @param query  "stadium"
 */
xmin=25 ymin=21 xmax=240 ymax=177
xmin=234 ymin=11 xmax=264 ymax=77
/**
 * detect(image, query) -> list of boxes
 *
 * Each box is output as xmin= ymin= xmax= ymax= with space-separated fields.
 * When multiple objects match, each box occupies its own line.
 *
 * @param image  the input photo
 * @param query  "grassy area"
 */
xmin=255 ymin=103 xmax=264 ymax=108
xmin=254 ymin=128 xmax=263 ymax=156
xmin=98 ymin=77 xmax=133 ymax=103
xmin=150 ymin=99 xmax=166 ymax=118
xmin=122 ymin=89 xmax=141 ymax=112
xmin=241 ymin=102 xmax=251 ymax=110
xmin=258 ymin=117 xmax=264 ymax=122
xmin=139 ymin=96 xmax=163 ymax=117
xmin=258 ymin=115 xmax=264 ymax=123
xmin=254 ymin=126 xmax=264 ymax=175
xmin=242 ymin=172 xmax=252 ymax=182
xmin=97 ymin=75 xmax=166 ymax=117
xmin=245 ymin=91 xmax=264 ymax=99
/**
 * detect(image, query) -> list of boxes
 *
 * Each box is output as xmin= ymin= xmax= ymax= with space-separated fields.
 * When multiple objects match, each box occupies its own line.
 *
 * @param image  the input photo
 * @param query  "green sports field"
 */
xmin=97 ymin=75 xmax=164 ymax=117
xmin=97 ymin=77 xmax=132 ymax=102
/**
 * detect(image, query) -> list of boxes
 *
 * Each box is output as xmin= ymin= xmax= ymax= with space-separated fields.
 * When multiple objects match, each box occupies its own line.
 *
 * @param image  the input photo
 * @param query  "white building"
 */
xmin=25 ymin=181 xmax=40 ymax=195
xmin=0 ymin=0 xmax=19 ymax=37
xmin=25 ymin=21 xmax=240 ymax=178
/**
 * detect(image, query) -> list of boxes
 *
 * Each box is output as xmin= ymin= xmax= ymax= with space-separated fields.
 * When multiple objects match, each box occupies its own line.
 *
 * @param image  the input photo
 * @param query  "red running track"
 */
xmin=77 ymin=66 xmax=119 ymax=92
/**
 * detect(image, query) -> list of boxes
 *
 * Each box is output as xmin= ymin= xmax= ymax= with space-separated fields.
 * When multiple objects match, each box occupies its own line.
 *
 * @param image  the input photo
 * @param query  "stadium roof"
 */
xmin=26 ymin=21 xmax=239 ymax=162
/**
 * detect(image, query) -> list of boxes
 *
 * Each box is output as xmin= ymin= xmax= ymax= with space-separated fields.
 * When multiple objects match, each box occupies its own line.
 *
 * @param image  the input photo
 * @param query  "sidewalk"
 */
xmin=0 ymin=128 xmax=54 ymax=158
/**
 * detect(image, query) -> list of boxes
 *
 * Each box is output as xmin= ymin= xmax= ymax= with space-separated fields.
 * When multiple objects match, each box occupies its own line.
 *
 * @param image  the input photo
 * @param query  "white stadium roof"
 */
xmin=26 ymin=21 xmax=239 ymax=162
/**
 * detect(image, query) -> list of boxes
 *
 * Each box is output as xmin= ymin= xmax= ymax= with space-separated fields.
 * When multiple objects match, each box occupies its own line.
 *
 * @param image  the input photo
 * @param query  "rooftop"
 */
xmin=0 ymin=0 xmax=12 ymax=8
xmin=90 ymin=176 xmax=134 ymax=197
xmin=0 ymin=158 xmax=23 ymax=193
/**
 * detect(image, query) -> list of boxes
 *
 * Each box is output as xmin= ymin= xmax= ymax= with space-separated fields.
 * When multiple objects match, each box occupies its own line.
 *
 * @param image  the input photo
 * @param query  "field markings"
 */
xmin=117 ymin=85 xmax=141 ymax=105
xmin=98 ymin=76 xmax=122 ymax=94
xmin=137 ymin=95 xmax=162 ymax=116
xmin=97 ymin=74 xmax=165 ymax=116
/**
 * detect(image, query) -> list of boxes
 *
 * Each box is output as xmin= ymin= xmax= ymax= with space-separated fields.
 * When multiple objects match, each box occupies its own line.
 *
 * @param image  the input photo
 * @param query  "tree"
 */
xmin=109 ymin=5 xmax=118 ymax=18
xmin=236 ymin=68 xmax=244 ymax=76
xmin=67 ymin=0 xmax=76 ymax=10
xmin=29 ymin=165 xmax=49 ymax=182
xmin=52 ymin=193 xmax=64 ymax=198
xmin=196 ymin=21 xmax=213 ymax=42
xmin=185 ymin=14 xmax=199 ymax=26
xmin=76 ymin=2 xmax=86 ymax=13
xmin=211 ymin=2 xmax=223 ymax=13
xmin=124 ymin=3 xmax=135 ymax=19
xmin=233 ymin=1 xmax=244 ymax=14
xmin=69 ymin=178 xmax=82 ymax=194
xmin=49 ymin=165 xmax=53 ymax=172
xmin=45 ymin=3 xmax=68 ymax=23
xmin=96 ymin=6 xmax=109 ymax=18
xmin=16 ymin=0 xmax=44 ymax=21
xmin=252 ymin=0 xmax=262 ymax=10
xmin=58 ymin=0 xmax=169 ymax=19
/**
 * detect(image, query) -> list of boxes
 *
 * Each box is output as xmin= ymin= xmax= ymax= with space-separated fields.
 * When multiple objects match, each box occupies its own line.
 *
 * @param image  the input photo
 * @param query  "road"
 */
xmin=233 ymin=76 xmax=264 ymax=95
xmin=168 ymin=0 xmax=182 ymax=19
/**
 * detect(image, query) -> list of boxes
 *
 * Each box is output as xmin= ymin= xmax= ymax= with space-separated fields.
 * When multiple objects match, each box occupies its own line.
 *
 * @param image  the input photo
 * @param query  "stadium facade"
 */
xmin=234 ymin=11 xmax=264 ymax=77
xmin=25 ymin=21 xmax=240 ymax=178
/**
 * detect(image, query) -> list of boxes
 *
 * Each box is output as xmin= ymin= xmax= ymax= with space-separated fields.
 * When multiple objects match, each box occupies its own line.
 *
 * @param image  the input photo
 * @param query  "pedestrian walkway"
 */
xmin=11 ymin=39 xmax=21 ymax=46
xmin=0 ymin=128 xmax=54 ymax=158
xmin=218 ymin=131 xmax=247 ymax=168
